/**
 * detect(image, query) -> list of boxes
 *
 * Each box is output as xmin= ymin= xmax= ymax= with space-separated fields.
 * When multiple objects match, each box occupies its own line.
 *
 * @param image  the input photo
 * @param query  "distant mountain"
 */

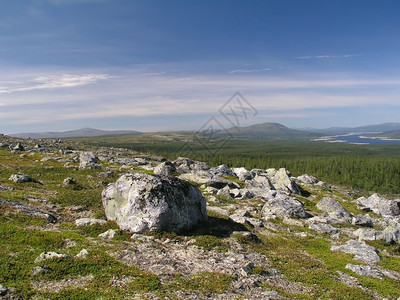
xmin=219 ymin=122 xmax=319 ymax=140
xmin=303 ymin=122 xmax=400 ymax=135
xmin=10 ymin=128 xmax=142 ymax=139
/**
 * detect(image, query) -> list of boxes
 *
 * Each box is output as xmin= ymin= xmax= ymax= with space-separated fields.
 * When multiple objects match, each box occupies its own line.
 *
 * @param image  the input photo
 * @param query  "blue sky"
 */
xmin=1 ymin=0 xmax=400 ymax=133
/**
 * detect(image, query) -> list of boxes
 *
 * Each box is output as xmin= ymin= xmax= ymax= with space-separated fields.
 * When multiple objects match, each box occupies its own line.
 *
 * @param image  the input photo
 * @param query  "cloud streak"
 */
xmin=0 ymin=73 xmax=111 ymax=94
xmin=229 ymin=68 xmax=272 ymax=74
xmin=295 ymin=53 xmax=362 ymax=59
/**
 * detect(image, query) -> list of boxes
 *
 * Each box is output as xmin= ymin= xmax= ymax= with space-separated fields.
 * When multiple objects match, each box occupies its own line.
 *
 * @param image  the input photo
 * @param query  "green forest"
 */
xmin=80 ymin=135 xmax=400 ymax=196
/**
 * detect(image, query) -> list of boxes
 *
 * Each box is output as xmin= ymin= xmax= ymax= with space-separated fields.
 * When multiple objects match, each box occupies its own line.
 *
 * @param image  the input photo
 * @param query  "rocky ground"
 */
xmin=0 ymin=134 xmax=399 ymax=299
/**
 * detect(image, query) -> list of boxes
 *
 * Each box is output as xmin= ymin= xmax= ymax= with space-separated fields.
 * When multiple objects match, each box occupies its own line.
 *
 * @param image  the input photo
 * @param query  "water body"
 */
xmin=314 ymin=133 xmax=400 ymax=145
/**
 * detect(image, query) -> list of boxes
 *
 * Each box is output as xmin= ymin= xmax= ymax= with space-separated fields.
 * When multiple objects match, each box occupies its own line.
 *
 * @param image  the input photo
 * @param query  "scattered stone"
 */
xmin=316 ymin=197 xmax=352 ymax=223
xmin=232 ymin=167 xmax=253 ymax=181
xmin=32 ymin=266 xmax=50 ymax=276
xmin=309 ymin=223 xmax=340 ymax=234
xmin=9 ymin=173 xmax=34 ymax=183
xmin=331 ymin=240 xmax=380 ymax=263
xmin=79 ymin=151 xmax=101 ymax=169
xmin=13 ymin=143 xmax=25 ymax=151
xmin=267 ymin=168 xmax=301 ymax=194
xmin=0 ymin=199 xmax=57 ymax=223
xmin=352 ymin=214 xmax=373 ymax=227
xmin=75 ymin=218 xmax=107 ymax=226
xmin=98 ymin=229 xmax=117 ymax=240
xmin=98 ymin=171 xmax=114 ymax=178
xmin=346 ymin=264 xmax=384 ymax=279
xmin=76 ymin=249 xmax=89 ymax=258
xmin=102 ymin=173 xmax=207 ymax=233
xmin=357 ymin=193 xmax=400 ymax=217
xmin=34 ymin=252 xmax=69 ymax=264
xmin=179 ymin=171 xmax=229 ymax=189
xmin=210 ymin=164 xmax=236 ymax=177
xmin=296 ymin=174 xmax=330 ymax=188
xmin=0 ymin=284 xmax=8 ymax=296
xmin=154 ymin=161 xmax=176 ymax=176
xmin=63 ymin=177 xmax=76 ymax=185
xmin=262 ymin=191 xmax=307 ymax=220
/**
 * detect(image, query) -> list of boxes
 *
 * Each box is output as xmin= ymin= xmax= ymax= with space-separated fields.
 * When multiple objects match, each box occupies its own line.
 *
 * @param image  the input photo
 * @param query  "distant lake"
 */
xmin=313 ymin=133 xmax=400 ymax=145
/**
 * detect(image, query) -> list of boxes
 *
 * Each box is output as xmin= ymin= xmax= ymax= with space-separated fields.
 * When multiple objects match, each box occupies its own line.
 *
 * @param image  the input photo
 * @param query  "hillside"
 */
xmin=0 ymin=134 xmax=399 ymax=299
xmin=220 ymin=122 xmax=319 ymax=140
xmin=375 ymin=130 xmax=400 ymax=139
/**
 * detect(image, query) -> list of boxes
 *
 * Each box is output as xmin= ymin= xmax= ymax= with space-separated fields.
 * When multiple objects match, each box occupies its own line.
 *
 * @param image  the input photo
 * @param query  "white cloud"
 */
xmin=0 ymin=73 xmax=112 ymax=94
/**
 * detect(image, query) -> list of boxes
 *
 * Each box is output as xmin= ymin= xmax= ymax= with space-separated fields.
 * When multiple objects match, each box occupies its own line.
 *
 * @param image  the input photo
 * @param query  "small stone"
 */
xmin=0 ymin=284 xmax=8 ymax=296
xmin=63 ymin=177 xmax=76 ymax=185
xmin=98 ymin=229 xmax=117 ymax=240
xmin=76 ymin=249 xmax=89 ymax=258
xmin=32 ymin=266 xmax=50 ymax=276
xmin=309 ymin=223 xmax=340 ymax=234
xmin=75 ymin=218 xmax=107 ymax=226
xmin=9 ymin=173 xmax=34 ymax=183
xmin=34 ymin=251 xmax=69 ymax=264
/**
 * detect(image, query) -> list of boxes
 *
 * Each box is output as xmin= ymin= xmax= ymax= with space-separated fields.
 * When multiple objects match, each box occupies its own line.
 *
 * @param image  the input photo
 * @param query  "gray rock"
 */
xmin=76 ymin=249 xmax=89 ymax=258
xmin=210 ymin=164 xmax=236 ymax=177
xmin=173 ymin=157 xmax=210 ymax=173
xmin=316 ymin=197 xmax=352 ymax=222
xmin=357 ymin=193 xmax=400 ymax=217
xmin=0 ymin=284 xmax=8 ymax=296
xmin=154 ymin=161 xmax=176 ymax=176
xmin=352 ymin=214 xmax=373 ymax=227
xmin=178 ymin=171 xmax=229 ymax=189
xmin=63 ymin=177 xmax=76 ymax=185
xmin=267 ymin=168 xmax=301 ymax=195
xmin=296 ymin=174 xmax=330 ymax=188
xmin=34 ymin=251 xmax=69 ymax=263
xmin=309 ymin=223 xmax=340 ymax=234
xmin=9 ymin=173 xmax=34 ymax=183
xmin=232 ymin=167 xmax=253 ymax=181
xmin=102 ymin=173 xmax=207 ymax=233
xmin=331 ymin=240 xmax=380 ymax=263
xmin=79 ymin=151 xmax=101 ymax=169
xmin=32 ymin=266 xmax=50 ymax=276
xmin=346 ymin=264 xmax=384 ymax=279
xmin=13 ymin=143 xmax=25 ymax=151
xmin=75 ymin=218 xmax=107 ymax=226
xmin=261 ymin=191 xmax=307 ymax=220
xmin=98 ymin=171 xmax=114 ymax=178
xmin=98 ymin=229 xmax=117 ymax=240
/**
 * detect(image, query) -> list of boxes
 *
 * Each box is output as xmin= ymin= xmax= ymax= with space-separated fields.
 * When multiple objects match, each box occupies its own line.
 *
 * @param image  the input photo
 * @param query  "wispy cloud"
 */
xmin=229 ymin=68 xmax=272 ymax=74
xmin=0 ymin=73 xmax=111 ymax=94
xmin=295 ymin=53 xmax=362 ymax=59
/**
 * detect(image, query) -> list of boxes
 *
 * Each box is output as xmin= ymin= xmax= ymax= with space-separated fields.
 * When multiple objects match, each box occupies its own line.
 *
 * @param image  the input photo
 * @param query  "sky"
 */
xmin=1 ymin=0 xmax=400 ymax=134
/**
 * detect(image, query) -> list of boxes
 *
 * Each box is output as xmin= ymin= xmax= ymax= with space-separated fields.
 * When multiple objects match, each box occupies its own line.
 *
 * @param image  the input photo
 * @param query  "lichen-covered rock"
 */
xmin=316 ymin=197 xmax=352 ymax=222
xmin=267 ymin=168 xmax=301 ymax=194
xmin=102 ymin=173 xmax=207 ymax=233
xmin=346 ymin=264 xmax=384 ymax=279
xmin=309 ymin=223 xmax=340 ymax=234
xmin=34 ymin=252 xmax=69 ymax=264
xmin=296 ymin=174 xmax=330 ymax=188
xmin=331 ymin=240 xmax=380 ymax=263
xmin=9 ymin=173 xmax=34 ymax=183
xmin=154 ymin=161 xmax=176 ymax=176
xmin=79 ymin=151 xmax=101 ymax=169
xmin=357 ymin=193 xmax=400 ymax=217
xmin=261 ymin=191 xmax=307 ymax=220
xmin=232 ymin=167 xmax=253 ymax=181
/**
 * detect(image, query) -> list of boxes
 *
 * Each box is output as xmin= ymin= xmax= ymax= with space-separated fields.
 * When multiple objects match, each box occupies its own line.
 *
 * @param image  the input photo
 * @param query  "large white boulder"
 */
xmin=102 ymin=173 xmax=207 ymax=233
